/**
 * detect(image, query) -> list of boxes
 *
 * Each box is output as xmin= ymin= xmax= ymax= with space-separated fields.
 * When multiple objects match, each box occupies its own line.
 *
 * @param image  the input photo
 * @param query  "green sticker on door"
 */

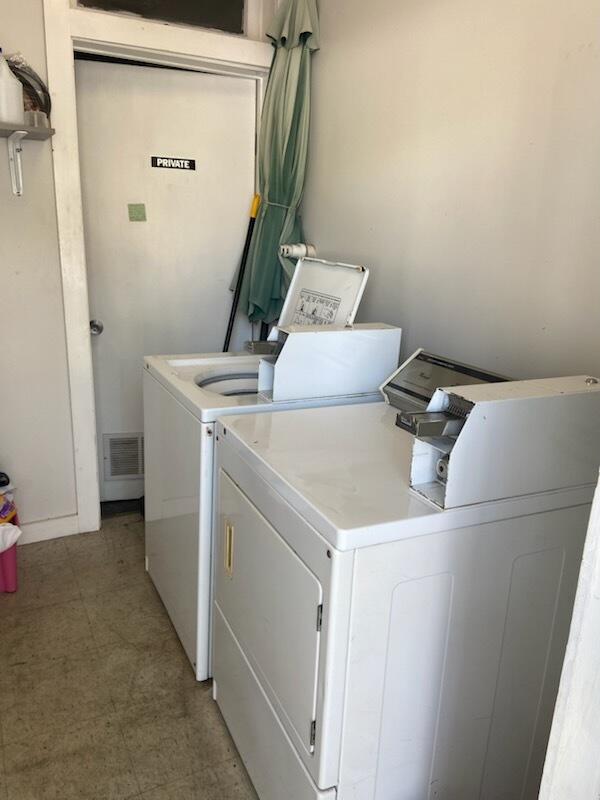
xmin=128 ymin=203 xmax=147 ymax=222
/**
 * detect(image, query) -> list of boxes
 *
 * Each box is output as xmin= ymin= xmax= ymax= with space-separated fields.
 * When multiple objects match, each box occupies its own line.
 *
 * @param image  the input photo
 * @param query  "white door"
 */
xmin=75 ymin=59 xmax=255 ymax=501
xmin=216 ymin=471 xmax=323 ymax=756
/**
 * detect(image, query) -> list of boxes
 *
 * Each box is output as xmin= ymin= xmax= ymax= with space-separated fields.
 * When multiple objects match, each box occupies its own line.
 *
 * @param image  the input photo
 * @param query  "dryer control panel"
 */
xmin=381 ymin=348 xmax=507 ymax=425
xmin=411 ymin=375 xmax=600 ymax=508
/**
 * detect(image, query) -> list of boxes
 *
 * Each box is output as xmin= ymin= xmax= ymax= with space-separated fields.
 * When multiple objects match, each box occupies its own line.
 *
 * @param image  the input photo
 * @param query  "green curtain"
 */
xmin=239 ymin=0 xmax=320 ymax=323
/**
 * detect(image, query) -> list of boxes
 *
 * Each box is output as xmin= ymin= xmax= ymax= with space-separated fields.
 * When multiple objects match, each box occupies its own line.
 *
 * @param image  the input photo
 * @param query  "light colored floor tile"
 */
xmin=118 ymin=519 xmax=145 ymax=539
xmin=71 ymin=542 xmax=145 ymax=598
xmin=101 ymin=513 xmax=144 ymax=530
xmin=193 ymin=703 xmax=239 ymax=769
xmin=68 ymin=532 xmax=143 ymax=566
xmin=0 ymin=558 xmax=80 ymax=612
xmin=65 ymin=519 xmax=143 ymax=563
xmin=1 ymin=527 xmax=255 ymax=800
xmin=101 ymin=515 xmax=145 ymax=546
xmin=119 ymin=673 xmax=237 ymax=795
xmin=121 ymin=711 xmax=234 ymax=794
xmin=0 ymin=650 xmax=114 ymax=747
xmin=17 ymin=537 xmax=70 ymax=568
xmin=0 ymin=748 xmax=7 ymax=800
xmin=104 ymin=635 xmax=203 ymax=717
xmin=216 ymin=757 xmax=258 ymax=799
xmin=83 ymin=581 xmax=175 ymax=650
xmin=4 ymin=714 xmax=139 ymax=800
xmin=138 ymin=769 xmax=220 ymax=800
xmin=62 ymin=530 xmax=103 ymax=558
xmin=137 ymin=759 xmax=258 ymax=800
xmin=0 ymin=599 xmax=95 ymax=668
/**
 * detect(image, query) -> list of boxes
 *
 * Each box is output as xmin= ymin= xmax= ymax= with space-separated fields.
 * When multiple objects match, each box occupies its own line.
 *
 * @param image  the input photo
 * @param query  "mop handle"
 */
xmin=223 ymin=194 xmax=261 ymax=352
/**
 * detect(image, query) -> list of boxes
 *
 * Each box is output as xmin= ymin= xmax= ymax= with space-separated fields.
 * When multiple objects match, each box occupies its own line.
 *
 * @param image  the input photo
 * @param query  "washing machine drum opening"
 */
xmin=195 ymin=371 xmax=259 ymax=397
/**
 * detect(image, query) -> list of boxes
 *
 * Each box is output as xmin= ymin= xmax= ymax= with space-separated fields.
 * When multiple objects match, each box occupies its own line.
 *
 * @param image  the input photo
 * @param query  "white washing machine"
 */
xmin=212 ymin=351 xmax=600 ymax=800
xmin=143 ymin=258 xmax=402 ymax=680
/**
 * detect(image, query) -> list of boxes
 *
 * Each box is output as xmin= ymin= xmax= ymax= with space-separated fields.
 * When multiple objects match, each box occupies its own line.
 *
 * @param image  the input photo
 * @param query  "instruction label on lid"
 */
xmin=151 ymin=156 xmax=196 ymax=170
xmin=292 ymin=290 xmax=341 ymax=325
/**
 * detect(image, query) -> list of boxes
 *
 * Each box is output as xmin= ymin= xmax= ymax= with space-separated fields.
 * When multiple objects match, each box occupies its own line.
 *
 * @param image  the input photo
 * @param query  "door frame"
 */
xmin=42 ymin=0 xmax=272 ymax=533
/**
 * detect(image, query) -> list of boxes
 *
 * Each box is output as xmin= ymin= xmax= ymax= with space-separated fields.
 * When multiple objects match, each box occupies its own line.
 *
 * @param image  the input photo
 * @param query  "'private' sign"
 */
xmin=151 ymin=156 xmax=196 ymax=170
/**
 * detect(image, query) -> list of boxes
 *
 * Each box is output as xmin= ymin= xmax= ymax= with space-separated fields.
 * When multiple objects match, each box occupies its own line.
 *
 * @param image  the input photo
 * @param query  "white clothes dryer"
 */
xmin=212 ymin=353 xmax=600 ymax=800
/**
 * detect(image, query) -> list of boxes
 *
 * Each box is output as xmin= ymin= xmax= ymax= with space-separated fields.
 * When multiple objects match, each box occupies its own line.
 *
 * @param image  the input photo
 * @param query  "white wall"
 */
xmin=0 ymin=0 xmax=78 ymax=528
xmin=303 ymin=0 xmax=600 ymax=378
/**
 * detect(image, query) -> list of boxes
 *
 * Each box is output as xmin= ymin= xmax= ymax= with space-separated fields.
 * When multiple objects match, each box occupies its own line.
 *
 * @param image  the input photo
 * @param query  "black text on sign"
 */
xmin=151 ymin=157 xmax=196 ymax=170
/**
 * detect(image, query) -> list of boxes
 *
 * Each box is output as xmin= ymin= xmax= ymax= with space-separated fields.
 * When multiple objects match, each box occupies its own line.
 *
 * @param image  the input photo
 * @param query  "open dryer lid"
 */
xmin=276 ymin=257 xmax=369 ymax=331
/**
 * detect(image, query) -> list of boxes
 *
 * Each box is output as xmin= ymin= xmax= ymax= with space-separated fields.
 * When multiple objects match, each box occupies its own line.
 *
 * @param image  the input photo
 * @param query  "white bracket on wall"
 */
xmin=7 ymin=131 xmax=26 ymax=196
xmin=0 ymin=122 xmax=55 ymax=197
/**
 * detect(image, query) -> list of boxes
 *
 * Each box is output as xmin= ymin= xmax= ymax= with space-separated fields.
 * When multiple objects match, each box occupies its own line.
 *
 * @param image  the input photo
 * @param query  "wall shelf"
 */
xmin=0 ymin=122 xmax=55 ymax=196
xmin=0 ymin=122 xmax=55 ymax=140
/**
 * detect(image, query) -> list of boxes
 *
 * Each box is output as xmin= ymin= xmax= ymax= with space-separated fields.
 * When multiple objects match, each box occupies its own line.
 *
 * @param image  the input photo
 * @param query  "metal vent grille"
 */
xmin=103 ymin=433 xmax=144 ymax=481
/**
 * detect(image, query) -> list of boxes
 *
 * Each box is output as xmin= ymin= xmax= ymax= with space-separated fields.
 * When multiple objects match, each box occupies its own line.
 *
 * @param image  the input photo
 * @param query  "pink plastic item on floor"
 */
xmin=0 ymin=541 xmax=17 ymax=592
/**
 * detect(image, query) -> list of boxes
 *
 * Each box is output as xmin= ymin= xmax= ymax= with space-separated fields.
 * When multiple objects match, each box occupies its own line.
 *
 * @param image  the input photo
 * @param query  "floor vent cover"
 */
xmin=103 ymin=433 xmax=144 ymax=480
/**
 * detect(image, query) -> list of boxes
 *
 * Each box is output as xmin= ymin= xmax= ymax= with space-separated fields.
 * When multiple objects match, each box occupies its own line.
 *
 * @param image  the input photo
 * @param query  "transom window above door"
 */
xmin=77 ymin=0 xmax=246 ymax=34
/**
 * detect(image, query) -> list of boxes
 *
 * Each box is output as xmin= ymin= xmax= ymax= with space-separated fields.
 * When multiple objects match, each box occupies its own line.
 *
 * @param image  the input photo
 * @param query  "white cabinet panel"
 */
xmin=216 ymin=470 xmax=323 ymax=755
xmin=213 ymin=607 xmax=336 ymax=800
xmin=375 ymin=573 xmax=453 ymax=799
xmin=144 ymin=371 xmax=213 ymax=678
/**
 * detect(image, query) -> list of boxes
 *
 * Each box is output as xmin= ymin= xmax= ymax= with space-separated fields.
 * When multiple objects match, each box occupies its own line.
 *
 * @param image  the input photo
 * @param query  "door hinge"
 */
xmin=316 ymin=603 xmax=323 ymax=631
xmin=310 ymin=719 xmax=317 ymax=747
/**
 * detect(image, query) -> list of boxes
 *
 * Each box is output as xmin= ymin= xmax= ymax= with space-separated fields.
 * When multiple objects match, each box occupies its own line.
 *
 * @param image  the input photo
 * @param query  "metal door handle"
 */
xmin=224 ymin=522 xmax=234 ymax=577
xmin=90 ymin=319 xmax=104 ymax=335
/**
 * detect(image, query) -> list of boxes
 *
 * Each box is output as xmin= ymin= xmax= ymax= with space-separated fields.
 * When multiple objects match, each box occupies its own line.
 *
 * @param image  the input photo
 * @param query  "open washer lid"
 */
xmin=275 ymin=257 xmax=369 ymax=332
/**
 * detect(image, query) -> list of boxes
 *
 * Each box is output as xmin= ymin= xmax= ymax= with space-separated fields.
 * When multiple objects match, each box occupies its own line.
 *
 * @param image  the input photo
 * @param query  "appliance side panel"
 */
xmin=143 ymin=370 xmax=162 ymax=523
xmin=197 ymin=423 xmax=216 ymax=681
xmin=143 ymin=371 xmax=202 ymax=675
xmin=480 ymin=506 xmax=589 ymax=799
xmin=337 ymin=504 xmax=588 ymax=800
xmin=375 ymin=573 xmax=454 ymax=799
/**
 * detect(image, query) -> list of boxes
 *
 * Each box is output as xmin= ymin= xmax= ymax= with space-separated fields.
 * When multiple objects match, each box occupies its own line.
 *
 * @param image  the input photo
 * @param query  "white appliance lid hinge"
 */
xmin=310 ymin=719 xmax=317 ymax=747
xmin=316 ymin=603 xmax=323 ymax=631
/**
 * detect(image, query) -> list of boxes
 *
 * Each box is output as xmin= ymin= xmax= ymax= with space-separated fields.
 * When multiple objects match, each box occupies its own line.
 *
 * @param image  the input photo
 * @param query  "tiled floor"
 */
xmin=0 ymin=514 xmax=258 ymax=800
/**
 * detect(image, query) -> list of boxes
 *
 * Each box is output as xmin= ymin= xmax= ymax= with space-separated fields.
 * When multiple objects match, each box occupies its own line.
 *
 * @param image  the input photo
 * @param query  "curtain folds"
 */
xmin=239 ymin=0 xmax=320 ymax=323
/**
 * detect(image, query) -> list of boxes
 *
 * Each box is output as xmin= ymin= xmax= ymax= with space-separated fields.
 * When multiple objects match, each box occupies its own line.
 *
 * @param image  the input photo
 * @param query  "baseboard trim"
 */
xmin=18 ymin=514 xmax=82 ymax=546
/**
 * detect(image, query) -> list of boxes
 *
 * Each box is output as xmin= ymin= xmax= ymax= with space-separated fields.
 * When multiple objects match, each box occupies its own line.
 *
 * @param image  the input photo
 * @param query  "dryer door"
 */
xmin=216 ymin=470 xmax=323 ymax=756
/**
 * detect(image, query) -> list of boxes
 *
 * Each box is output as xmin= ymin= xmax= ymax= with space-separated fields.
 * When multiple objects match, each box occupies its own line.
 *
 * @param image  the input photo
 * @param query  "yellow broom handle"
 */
xmin=250 ymin=193 xmax=261 ymax=219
